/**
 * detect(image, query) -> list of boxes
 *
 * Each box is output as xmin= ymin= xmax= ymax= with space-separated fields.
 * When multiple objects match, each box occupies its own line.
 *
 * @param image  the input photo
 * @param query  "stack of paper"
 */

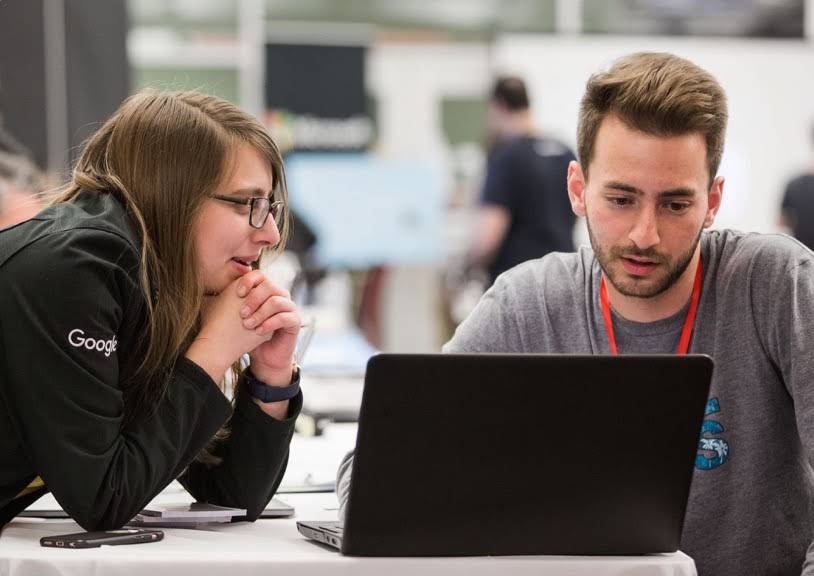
xmin=128 ymin=502 xmax=246 ymax=528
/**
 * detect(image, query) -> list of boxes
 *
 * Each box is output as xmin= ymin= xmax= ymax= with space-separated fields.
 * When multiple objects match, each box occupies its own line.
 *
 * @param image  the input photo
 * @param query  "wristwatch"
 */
xmin=245 ymin=365 xmax=300 ymax=403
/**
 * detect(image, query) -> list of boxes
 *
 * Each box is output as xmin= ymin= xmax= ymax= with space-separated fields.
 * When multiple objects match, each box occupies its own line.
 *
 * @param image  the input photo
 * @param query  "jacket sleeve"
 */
xmin=335 ymin=449 xmax=354 ymax=521
xmin=178 ymin=382 xmax=301 ymax=520
xmin=0 ymin=229 xmax=232 ymax=531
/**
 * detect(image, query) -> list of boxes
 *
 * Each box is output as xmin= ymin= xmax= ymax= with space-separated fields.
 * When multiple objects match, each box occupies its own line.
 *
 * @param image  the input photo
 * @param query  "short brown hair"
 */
xmin=577 ymin=52 xmax=727 ymax=184
xmin=492 ymin=76 xmax=530 ymax=111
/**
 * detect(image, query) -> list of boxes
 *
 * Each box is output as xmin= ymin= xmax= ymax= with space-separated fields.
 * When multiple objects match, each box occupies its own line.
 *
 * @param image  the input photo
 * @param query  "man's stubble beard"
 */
xmin=587 ymin=216 xmax=703 ymax=299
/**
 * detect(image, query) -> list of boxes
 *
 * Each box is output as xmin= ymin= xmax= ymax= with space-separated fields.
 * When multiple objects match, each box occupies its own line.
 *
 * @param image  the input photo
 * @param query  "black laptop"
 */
xmin=298 ymin=353 xmax=713 ymax=556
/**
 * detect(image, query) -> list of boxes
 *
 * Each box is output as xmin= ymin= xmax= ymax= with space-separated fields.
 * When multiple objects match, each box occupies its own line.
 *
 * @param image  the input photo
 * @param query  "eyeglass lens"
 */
xmin=249 ymin=197 xmax=284 ymax=228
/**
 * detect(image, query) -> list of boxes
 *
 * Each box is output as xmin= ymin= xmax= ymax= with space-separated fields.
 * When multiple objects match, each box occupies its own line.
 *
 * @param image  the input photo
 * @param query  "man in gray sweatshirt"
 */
xmin=338 ymin=52 xmax=814 ymax=575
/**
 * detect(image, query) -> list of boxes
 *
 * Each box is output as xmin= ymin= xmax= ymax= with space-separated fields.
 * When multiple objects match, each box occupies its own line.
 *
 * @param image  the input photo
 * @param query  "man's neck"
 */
xmin=502 ymin=112 xmax=535 ymax=139
xmin=604 ymin=248 xmax=701 ymax=323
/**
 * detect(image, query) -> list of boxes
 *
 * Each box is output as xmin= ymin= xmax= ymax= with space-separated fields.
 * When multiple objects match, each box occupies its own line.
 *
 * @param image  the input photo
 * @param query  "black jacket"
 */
xmin=0 ymin=190 xmax=300 ymax=530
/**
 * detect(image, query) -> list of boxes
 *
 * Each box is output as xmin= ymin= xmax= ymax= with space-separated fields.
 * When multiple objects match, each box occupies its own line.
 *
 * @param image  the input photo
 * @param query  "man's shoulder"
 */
xmin=493 ymin=248 xmax=593 ymax=295
xmin=787 ymin=172 xmax=814 ymax=190
xmin=704 ymin=228 xmax=812 ymax=274
xmin=532 ymin=136 xmax=575 ymax=159
xmin=783 ymin=172 xmax=814 ymax=206
xmin=493 ymin=135 xmax=573 ymax=160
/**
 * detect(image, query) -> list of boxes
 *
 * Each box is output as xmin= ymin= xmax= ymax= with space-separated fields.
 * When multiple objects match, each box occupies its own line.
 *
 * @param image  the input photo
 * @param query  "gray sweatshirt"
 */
xmin=337 ymin=229 xmax=814 ymax=576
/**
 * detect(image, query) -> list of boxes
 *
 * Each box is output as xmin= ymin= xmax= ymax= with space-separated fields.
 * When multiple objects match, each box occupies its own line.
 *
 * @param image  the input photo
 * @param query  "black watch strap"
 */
xmin=245 ymin=366 xmax=300 ymax=403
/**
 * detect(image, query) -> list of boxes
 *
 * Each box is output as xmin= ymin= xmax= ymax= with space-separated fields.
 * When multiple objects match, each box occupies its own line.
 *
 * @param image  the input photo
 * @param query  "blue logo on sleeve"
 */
xmin=696 ymin=397 xmax=729 ymax=470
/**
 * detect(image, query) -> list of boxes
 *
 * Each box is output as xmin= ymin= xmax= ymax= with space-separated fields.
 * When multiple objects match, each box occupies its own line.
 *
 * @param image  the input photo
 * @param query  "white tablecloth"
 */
xmin=1 ymin=492 xmax=696 ymax=576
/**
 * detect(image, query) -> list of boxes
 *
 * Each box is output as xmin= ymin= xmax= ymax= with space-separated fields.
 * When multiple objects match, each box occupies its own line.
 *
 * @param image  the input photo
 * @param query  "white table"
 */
xmin=1 ymin=491 xmax=696 ymax=576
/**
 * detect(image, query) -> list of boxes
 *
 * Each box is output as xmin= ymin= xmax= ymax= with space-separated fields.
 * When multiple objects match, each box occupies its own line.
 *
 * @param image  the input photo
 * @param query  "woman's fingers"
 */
xmin=238 ymin=273 xmax=290 ymax=319
xmin=255 ymin=311 xmax=301 ymax=337
xmin=235 ymin=270 xmax=265 ymax=297
xmin=243 ymin=295 xmax=296 ymax=331
xmin=236 ymin=270 xmax=290 ymax=299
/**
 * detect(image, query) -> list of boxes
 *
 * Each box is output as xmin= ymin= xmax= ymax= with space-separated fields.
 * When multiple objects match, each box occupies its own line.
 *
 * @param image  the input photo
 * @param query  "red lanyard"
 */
xmin=599 ymin=258 xmax=703 ymax=355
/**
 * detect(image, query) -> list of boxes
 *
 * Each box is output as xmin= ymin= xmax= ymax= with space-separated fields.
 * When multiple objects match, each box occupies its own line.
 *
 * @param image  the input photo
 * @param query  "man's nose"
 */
xmin=628 ymin=205 xmax=660 ymax=250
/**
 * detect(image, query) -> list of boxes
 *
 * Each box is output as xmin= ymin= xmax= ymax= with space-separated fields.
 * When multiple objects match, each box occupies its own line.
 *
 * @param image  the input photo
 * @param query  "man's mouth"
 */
xmin=620 ymin=256 xmax=659 ymax=276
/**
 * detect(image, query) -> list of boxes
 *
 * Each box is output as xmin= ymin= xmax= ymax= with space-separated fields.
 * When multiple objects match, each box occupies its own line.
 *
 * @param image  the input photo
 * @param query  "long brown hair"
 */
xmin=577 ymin=52 xmax=728 ymax=186
xmin=52 ymin=89 xmax=289 ymax=422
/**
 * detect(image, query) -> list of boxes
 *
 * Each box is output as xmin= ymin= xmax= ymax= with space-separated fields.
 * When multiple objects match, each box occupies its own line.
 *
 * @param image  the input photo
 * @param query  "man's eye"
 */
xmin=608 ymin=196 xmax=632 ymax=207
xmin=666 ymin=202 xmax=691 ymax=213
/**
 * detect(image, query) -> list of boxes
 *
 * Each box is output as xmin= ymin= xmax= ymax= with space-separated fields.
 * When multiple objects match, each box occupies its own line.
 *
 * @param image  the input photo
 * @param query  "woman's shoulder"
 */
xmin=0 ymin=216 xmax=139 ymax=291
xmin=0 ymin=193 xmax=140 ymax=269
xmin=52 ymin=191 xmax=139 ymax=247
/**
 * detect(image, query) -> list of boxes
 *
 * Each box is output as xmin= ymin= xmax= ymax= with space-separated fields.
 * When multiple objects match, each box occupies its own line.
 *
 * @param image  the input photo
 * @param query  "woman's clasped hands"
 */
xmin=187 ymin=269 xmax=301 ymax=413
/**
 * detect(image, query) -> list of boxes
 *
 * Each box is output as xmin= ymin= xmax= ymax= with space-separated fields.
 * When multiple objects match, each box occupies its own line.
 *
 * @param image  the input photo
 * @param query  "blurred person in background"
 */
xmin=470 ymin=76 xmax=576 ymax=286
xmin=780 ymin=124 xmax=814 ymax=250
xmin=0 ymin=127 xmax=45 ymax=228
xmin=0 ymin=90 xmax=303 ymax=530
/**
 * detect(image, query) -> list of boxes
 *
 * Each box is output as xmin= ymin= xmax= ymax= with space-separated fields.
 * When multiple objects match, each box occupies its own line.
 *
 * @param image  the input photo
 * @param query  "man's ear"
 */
xmin=568 ymin=161 xmax=587 ymax=217
xmin=704 ymin=175 xmax=724 ymax=228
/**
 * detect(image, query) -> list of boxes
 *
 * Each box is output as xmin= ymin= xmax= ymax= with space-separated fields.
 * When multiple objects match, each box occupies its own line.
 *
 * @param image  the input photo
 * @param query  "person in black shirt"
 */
xmin=0 ymin=90 xmax=303 ymax=530
xmin=780 ymin=124 xmax=814 ymax=250
xmin=471 ymin=76 xmax=576 ymax=285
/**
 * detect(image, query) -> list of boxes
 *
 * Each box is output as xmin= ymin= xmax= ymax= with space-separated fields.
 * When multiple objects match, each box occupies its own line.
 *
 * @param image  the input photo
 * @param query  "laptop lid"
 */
xmin=342 ymin=353 xmax=712 ymax=557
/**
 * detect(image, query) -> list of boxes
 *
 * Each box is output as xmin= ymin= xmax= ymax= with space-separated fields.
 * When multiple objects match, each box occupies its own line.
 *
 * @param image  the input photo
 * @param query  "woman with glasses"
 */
xmin=0 ymin=90 xmax=303 ymax=530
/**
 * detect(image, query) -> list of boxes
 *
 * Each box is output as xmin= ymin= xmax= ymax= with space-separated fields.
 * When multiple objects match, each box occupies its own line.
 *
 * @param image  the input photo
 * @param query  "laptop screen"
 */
xmin=342 ymin=353 xmax=712 ymax=557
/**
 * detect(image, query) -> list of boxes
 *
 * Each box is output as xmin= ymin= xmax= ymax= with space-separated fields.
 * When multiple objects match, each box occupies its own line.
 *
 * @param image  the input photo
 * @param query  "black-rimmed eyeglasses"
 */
xmin=211 ymin=195 xmax=285 ymax=229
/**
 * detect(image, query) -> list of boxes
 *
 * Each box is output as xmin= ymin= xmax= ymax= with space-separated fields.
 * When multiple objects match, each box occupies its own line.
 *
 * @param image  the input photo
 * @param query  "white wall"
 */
xmin=366 ymin=42 xmax=491 ymax=352
xmin=494 ymin=35 xmax=814 ymax=233
xmin=367 ymin=41 xmax=492 ymax=157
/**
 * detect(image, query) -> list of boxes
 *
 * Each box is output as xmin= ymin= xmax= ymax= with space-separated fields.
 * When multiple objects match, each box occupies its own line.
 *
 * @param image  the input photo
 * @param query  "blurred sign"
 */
xmin=265 ymin=43 xmax=372 ymax=152
xmin=284 ymin=153 xmax=443 ymax=268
